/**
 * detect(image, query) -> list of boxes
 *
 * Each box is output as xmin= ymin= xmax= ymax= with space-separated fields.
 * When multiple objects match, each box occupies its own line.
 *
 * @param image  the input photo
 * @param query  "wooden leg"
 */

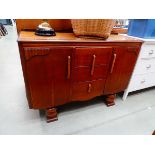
xmin=152 ymin=130 xmax=155 ymax=135
xmin=46 ymin=108 xmax=58 ymax=123
xmin=105 ymin=94 xmax=116 ymax=107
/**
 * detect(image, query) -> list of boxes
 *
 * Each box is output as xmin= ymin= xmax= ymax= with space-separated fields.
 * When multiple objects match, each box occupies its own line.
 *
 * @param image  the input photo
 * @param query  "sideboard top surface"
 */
xmin=18 ymin=31 xmax=143 ymax=43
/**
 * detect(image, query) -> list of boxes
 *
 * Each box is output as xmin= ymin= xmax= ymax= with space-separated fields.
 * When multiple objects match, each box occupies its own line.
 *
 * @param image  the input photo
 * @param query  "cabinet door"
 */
xmin=24 ymin=47 xmax=72 ymax=109
xmin=52 ymin=47 xmax=72 ymax=106
xmin=24 ymin=47 xmax=54 ymax=109
xmin=104 ymin=46 xmax=140 ymax=94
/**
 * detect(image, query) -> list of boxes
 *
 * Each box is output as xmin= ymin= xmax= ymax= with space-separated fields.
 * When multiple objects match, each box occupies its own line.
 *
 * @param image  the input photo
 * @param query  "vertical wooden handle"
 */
xmin=88 ymin=83 xmax=92 ymax=93
xmin=91 ymin=54 xmax=96 ymax=76
xmin=67 ymin=56 xmax=71 ymax=79
xmin=110 ymin=53 xmax=117 ymax=73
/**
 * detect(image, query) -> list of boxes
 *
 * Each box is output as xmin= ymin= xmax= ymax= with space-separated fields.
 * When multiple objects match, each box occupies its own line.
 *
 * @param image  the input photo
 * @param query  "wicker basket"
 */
xmin=71 ymin=19 xmax=116 ymax=39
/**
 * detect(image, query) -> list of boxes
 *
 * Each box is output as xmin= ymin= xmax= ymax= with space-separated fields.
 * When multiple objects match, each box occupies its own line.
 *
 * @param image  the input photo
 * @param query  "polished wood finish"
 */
xmin=16 ymin=19 xmax=72 ymax=34
xmin=110 ymin=53 xmax=117 ymax=73
xmin=16 ymin=19 xmax=128 ymax=35
xmin=105 ymin=94 xmax=116 ymax=106
xmin=91 ymin=55 xmax=96 ymax=76
xmin=67 ymin=56 xmax=71 ymax=79
xmin=18 ymin=31 xmax=142 ymax=122
xmin=73 ymin=47 xmax=113 ymax=82
xmin=71 ymin=79 xmax=105 ymax=101
xmin=111 ymin=28 xmax=128 ymax=34
xmin=21 ymin=46 xmax=73 ymax=109
xmin=18 ymin=32 xmax=142 ymax=43
xmin=46 ymin=108 xmax=58 ymax=123
xmin=104 ymin=47 xmax=140 ymax=94
xmin=88 ymin=83 xmax=92 ymax=93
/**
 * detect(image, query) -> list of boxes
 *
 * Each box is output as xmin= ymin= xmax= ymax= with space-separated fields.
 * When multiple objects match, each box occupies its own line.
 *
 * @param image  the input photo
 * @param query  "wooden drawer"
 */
xmin=72 ymin=65 xmax=109 ymax=82
xmin=134 ymin=58 xmax=155 ymax=75
xmin=128 ymin=73 xmax=155 ymax=92
xmin=140 ymin=45 xmax=155 ymax=59
xmin=74 ymin=47 xmax=113 ymax=67
xmin=71 ymin=79 xmax=105 ymax=101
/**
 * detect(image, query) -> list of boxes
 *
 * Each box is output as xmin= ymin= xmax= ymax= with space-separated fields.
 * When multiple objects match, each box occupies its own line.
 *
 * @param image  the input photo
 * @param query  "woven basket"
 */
xmin=71 ymin=19 xmax=116 ymax=39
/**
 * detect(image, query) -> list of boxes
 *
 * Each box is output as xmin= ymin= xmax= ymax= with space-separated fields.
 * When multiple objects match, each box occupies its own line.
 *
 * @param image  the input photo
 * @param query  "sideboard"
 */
xmin=18 ymin=31 xmax=142 ymax=122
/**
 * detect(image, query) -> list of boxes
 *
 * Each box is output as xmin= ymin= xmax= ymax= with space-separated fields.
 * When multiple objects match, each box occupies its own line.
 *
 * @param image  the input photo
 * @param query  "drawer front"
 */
xmin=73 ymin=47 xmax=113 ymax=82
xmin=134 ymin=58 xmax=155 ymax=75
xmin=140 ymin=45 xmax=155 ymax=59
xmin=129 ymin=73 xmax=155 ymax=92
xmin=73 ymin=65 xmax=108 ymax=82
xmin=75 ymin=47 xmax=113 ymax=67
xmin=71 ymin=79 xmax=105 ymax=101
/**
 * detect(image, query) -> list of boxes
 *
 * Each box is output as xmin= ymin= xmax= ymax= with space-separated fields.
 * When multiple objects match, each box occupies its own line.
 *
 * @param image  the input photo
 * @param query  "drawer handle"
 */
xmin=146 ymin=65 xmax=151 ymax=69
xmin=149 ymin=50 xmax=154 ymax=55
xmin=67 ymin=56 xmax=71 ymax=79
xmin=91 ymin=55 xmax=96 ymax=76
xmin=141 ymin=80 xmax=146 ymax=83
xmin=88 ymin=83 xmax=92 ymax=93
xmin=110 ymin=53 xmax=117 ymax=73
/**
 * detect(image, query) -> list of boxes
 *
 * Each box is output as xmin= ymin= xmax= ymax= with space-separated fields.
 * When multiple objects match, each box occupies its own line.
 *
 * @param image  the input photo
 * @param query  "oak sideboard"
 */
xmin=18 ymin=31 xmax=142 ymax=122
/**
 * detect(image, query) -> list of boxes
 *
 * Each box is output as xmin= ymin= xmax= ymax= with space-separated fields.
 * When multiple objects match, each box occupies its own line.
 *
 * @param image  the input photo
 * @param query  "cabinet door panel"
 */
xmin=25 ymin=47 xmax=54 ymax=109
xmin=24 ymin=47 xmax=73 ymax=108
xmin=104 ymin=47 xmax=140 ymax=94
xmin=52 ymin=48 xmax=73 ymax=106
